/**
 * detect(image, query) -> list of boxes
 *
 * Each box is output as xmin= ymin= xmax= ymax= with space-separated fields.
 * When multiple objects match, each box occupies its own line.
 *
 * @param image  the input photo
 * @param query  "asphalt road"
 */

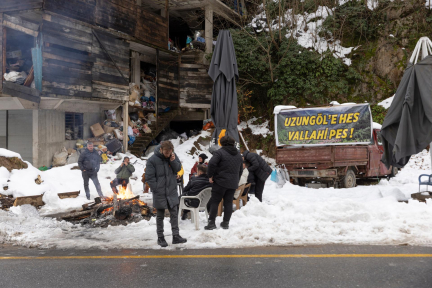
xmin=1 ymin=244 xmax=432 ymax=288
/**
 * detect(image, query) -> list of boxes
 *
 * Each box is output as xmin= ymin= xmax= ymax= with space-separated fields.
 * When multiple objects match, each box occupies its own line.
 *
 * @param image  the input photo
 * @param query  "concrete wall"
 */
xmin=35 ymin=110 xmax=104 ymax=167
xmin=0 ymin=110 xmax=6 ymax=148
xmin=7 ymin=110 xmax=33 ymax=163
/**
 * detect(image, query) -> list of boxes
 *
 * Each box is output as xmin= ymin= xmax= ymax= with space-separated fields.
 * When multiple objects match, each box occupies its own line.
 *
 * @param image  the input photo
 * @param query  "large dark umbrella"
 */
xmin=209 ymin=30 xmax=239 ymax=147
xmin=381 ymin=37 xmax=432 ymax=168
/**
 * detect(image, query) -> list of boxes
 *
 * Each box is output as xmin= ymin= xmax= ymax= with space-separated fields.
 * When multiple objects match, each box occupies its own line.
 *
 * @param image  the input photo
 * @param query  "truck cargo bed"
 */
xmin=277 ymin=145 xmax=369 ymax=169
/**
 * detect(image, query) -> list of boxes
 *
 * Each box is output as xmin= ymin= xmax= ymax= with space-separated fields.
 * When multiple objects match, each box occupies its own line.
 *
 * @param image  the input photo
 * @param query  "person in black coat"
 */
xmin=205 ymin=135 xmax=243 ymax=230
xmin=179 ymin=164 xmax=212 ymax=220
xmin=242 ymin=150 xmax=272 ymax=202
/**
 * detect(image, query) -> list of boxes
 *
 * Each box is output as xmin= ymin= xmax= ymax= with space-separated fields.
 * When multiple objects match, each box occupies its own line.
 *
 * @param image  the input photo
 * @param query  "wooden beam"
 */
xmin=2 ymin=25 xmax=6 ymax=83
xmin=123 ymin=102 xmax=129 ymax=152
xmin=205 ymin=5 xmax=213 ymax=54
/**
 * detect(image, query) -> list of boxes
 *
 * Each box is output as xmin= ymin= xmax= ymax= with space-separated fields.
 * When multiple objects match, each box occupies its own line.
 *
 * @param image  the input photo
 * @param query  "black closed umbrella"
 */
xmin=209 ymin=30 xmax=239 ymax=147
xmin=381 ymin=37 xmax=432 ymax=168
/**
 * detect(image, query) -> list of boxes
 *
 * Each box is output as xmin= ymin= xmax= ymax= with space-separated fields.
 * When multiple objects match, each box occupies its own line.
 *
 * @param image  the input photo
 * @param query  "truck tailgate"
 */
xmin=277 ymin=146 xmax=369 ymax=168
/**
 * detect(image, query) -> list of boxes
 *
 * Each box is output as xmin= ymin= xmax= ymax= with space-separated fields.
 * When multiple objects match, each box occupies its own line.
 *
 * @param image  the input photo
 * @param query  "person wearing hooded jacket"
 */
xmin=145 ymin=141 xmax=187 ymax=247
xmin=242 ymin=150 xmax=272 ymax=202
xmin=205 ymin=135 xmax=243 ymax=230
xmin=190 ymin=153 xmax=208 ymax=177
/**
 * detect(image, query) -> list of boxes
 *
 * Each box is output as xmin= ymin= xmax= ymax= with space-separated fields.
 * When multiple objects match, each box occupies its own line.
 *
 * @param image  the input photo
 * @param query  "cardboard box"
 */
xmin=103 ymin=125 xmax=116 ymax=134
xmin=90 ymin=123 xmax=104 ymax=137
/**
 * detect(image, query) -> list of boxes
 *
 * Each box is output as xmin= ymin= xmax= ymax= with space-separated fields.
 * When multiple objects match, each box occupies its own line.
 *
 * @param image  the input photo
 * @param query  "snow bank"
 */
xmin=1 ymin=132 xmax=432 ymax=249
xmin=0 ymin=148 xmax=22 ymax=159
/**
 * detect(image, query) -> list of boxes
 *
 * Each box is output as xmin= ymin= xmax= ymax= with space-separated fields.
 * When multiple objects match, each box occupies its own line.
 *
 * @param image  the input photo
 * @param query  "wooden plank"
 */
xmin=43 ymin=46 xmax=95 ymax=63
xmin=43 ymin=33 xmax=92 ymax=53
xmin=2 ymin=20 xmax=38 ymax=37
xmin=43 ymin=62 xmax=91 ymax=76
xmin=14 ymin=194 xmax=44 ymax=207
xmin=0 ymin=2 xmax=43 ymax=13
xmin=92 ymin=71 xmax=128 ymax=86
xmin=43 ymin=13 xmax=92 ymax=33
xmin=43 ymin=74 xmax=91 ymax=86
xmin=42 ymin=80 xmax=92 ymax=92
xmin=57 ymin=191 xmax=80 ymax=199
xmin=45 ymin=58 xmax=92 ymax=70
xmin=92 ymin=80 xmax=128 ymax=89
xmin=42 ymin=19 xmax=92 ymax=44
xmin=42 ymin=86 xmax=92 ymax=98
xmin=3 ymin=81 xmax=40 ymax=97
xmin=2 ymin=84 xmax=41 ymax=103
xmin=3 ymin=14 xmax=40 ymax=31
xmin=43 ymin=0 xmax=95 ymax=24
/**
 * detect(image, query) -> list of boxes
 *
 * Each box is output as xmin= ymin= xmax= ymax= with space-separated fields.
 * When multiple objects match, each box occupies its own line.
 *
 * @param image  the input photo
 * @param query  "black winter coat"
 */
xmin=207 ymin=146 xmax=243 ymax=189
xmin=78 ymin=149 xmax=101 ymax=172
xmin=146 ymin=145 xmax=182 ymax=209
xmin=182 ymin=173 xmax=212 ymax=207
xmin=243 ymin=150 xmax=272 ymax=181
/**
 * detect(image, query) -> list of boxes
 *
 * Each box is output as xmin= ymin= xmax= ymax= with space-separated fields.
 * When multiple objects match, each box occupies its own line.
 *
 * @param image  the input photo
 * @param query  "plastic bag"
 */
xmin=277 ymin=168 xmax=286 ymax=187
xmin=281 ymin=164 xmax=290 ymax=182
xmin=52 ymin=148 xmax=68 ymax=167
xmin=270 ymin=169 xmax=278 ymax=183
xmin=105 ymin=110 xmax=116 ymax=120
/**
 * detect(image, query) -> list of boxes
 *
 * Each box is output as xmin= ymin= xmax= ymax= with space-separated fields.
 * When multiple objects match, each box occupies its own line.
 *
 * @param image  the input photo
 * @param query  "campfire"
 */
xmin=60 ymin=184 xmax=154 ymax=226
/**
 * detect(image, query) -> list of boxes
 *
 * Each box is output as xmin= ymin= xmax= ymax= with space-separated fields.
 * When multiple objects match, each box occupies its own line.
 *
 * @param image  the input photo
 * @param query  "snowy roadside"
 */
xmin=1 ymin=132 xmax=432 ymax=250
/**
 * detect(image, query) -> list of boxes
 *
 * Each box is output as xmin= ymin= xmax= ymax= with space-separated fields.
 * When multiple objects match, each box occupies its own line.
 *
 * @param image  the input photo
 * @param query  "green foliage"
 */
xmin=371 ymin=105 xmax=387 ymax=124
xmin=231 ymin=29 xmax=359 ymax=109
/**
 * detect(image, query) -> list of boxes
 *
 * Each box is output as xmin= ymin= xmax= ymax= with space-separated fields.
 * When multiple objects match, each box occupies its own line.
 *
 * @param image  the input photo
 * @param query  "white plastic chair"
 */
xmin=178 ymin=187 xmax=212 ymax=230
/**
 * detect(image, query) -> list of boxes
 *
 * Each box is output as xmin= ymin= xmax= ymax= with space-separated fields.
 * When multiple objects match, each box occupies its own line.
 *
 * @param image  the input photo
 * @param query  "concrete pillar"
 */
xmin=131 ymin=51 xmax=140 ymax=85
xmin=205 ymin=5 xmax=213 ymax=54
xmin=32 ymin=109 xmax=39 ymax=167
xmin=123 ymin=103 xmax=128 ymax=153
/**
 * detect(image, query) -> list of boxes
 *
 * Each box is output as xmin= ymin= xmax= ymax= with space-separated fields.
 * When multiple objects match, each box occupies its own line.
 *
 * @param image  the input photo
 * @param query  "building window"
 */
xmin=65 ymin=112 xmax=83 ymax=140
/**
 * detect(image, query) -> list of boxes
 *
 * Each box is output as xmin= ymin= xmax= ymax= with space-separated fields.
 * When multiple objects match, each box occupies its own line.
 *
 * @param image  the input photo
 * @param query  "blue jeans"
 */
xmin=82 ymin=171 xmax=103 ymax=199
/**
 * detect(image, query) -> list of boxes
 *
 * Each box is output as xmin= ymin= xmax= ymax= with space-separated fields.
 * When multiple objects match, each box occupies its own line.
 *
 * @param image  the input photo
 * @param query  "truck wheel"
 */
xmin=390 ymin=166 xmax=399 ymax=177
xmin=294 ymin=178 xmax=306 ymax=187
xmin=342 ymin=169 xmax=356 ymax=188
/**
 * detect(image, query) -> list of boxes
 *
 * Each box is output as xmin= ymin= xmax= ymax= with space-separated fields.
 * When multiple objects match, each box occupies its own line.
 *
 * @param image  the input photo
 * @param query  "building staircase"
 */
xmin=129 ymin=108 xmax=179 ymax=157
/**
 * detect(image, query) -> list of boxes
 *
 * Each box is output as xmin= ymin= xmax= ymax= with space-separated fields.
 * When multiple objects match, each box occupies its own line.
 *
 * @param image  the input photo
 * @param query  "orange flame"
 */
xmin=117 ymin=184 xmax=135 ymax=200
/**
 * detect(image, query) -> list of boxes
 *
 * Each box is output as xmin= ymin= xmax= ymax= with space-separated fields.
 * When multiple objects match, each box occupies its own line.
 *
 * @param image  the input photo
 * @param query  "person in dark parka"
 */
xmin=145 ymin=141 xmax=187 ymax=247
xmin=179 ymin=164 xmax=212 ymax=220
xmin=205 ymin=135 xmax=243 ymax=230
xmin=242 ymin=150 xmax=272 ymax=202
xmin=78 ymin=142 xmax=105 ymax=200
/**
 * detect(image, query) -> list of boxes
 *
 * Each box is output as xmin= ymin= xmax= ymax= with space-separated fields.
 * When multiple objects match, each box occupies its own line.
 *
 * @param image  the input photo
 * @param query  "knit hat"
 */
xmin=199 ymin=153 xmax=208 ymax=161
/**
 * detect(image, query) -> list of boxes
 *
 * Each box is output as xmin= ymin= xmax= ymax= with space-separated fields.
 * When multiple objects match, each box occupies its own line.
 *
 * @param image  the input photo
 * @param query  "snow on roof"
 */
xmin=273 ymin=105 xmax=297 ymax=114
xmin=0 ymin=148 xmax=22 ymax=159
xmin=340 ymin=102 xmax=357 ymax=106
xmin=378 ymin=95 xmax=394 ymax=109
xmin=330 ymin=101 xmax=340 ymax=106
xmin=373 ymin=122 xmax=382 ymax=130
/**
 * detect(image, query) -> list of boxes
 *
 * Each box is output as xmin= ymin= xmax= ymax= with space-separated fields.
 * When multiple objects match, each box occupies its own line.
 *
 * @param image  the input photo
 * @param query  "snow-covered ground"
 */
xmin=238 ymin=117 xmax=272 ymax=138
xmin=1 ymin=131 xmax=432 ymax=249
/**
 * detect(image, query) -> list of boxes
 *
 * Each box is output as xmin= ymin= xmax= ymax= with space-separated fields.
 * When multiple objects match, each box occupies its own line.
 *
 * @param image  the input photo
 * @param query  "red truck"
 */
xmin=274 ymin=105 xmax=398 ymax=188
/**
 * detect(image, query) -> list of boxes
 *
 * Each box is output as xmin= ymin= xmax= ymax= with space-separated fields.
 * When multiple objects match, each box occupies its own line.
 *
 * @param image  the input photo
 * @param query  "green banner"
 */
xmin=275 ymin=104 xmax=372 ymax=146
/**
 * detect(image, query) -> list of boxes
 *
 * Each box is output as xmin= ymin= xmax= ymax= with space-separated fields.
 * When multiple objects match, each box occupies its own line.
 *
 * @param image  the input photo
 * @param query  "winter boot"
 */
xmin=157 ymin=237 xmax=168 ymax=248
xmin=220 ymin=221 xmax=229 ymax=230
xmin=181 ymin=211 xmax=188 ymax=221
xmin=172 ymin=235 xmax=187 ymax=244
xmin=204 ymin=220 xmax=217 ymax=230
